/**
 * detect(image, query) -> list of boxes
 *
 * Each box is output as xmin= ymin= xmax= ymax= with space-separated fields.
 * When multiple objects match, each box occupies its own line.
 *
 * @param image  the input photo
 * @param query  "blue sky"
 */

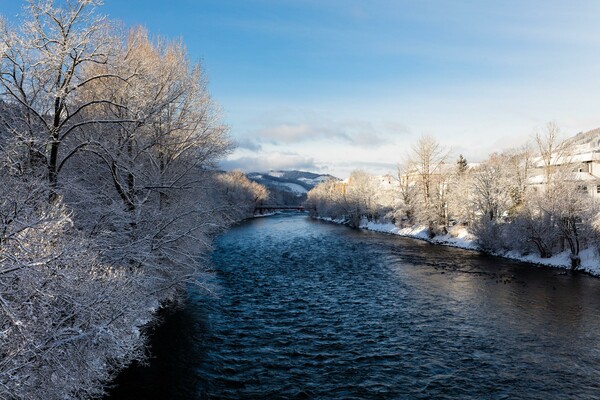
xmin=3 ymin=1 xmax=600 ymax=178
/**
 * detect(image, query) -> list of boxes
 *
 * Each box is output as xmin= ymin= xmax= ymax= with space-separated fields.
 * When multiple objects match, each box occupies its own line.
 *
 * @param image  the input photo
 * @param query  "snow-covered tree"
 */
xmin=510 ymin=169 xmax=596 ymax=267
xmin=403 ymin=135 xmax=450 ymax=235
xmin=534 ymin=121 xmax=568 ymax=186
xmin=456 ymin=154 xmax=468 ymax=174
xmin=471 ymin=154 xmax=514 ymax=223
xmin=0 ymin=159 xmax=153 ymax=399
xmin=0 ymin=2 xmax=238 ymax=398
xmin=465 ymin=154 xmax=516 ymax=251
xmin=0 ymin=0 xmax=134 ymax=198
xmin=346 ymin=170 xmax=379 ymax=224
xmin=56 ymin=26 xmax=233 ymax=291
xmin=214 ymin=170 xmax=269 ymax=219
xmin=305 ymin=177 xmax=348 ymax=220
xmin=395 ymin=163 xmax=419 ymax=225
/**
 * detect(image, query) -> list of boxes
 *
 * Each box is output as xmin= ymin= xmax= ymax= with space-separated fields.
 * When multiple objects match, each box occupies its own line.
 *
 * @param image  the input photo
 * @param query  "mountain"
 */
xmin=247 ymin=170 xmax=339 ymax=206
xmin=563 ymin=127 xmax=600 ymax=152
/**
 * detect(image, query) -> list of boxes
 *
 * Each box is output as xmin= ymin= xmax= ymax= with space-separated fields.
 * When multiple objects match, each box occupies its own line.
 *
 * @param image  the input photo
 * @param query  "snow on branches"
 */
xmin=0 ymin=1 xmax=252 ymax=398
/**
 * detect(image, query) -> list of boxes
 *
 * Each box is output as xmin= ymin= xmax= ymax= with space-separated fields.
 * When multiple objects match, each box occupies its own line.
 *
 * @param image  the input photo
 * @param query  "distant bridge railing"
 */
xmin=255 ymin=205 xmax=306 ymax=212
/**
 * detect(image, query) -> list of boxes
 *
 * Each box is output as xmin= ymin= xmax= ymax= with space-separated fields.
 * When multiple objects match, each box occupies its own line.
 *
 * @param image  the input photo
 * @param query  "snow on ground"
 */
xmin=577 ymin=248 xmax=600 ymax=276
xmin=254 ymin=212 xmax=277 ymax=218
xmin=502 ymin=247 xmax=600 ymax=276
xmin=318 ymin=217 xmax=600 ymax=276
xmin=298 ymin=177 xmax=314 ymax=184
xmin=298 ymin=176 xmax=330 ymax=185
xmin=280 ymin=182 xmax=308 ymax=195
xmin=359 ymin=220 xmax=478 ymax=250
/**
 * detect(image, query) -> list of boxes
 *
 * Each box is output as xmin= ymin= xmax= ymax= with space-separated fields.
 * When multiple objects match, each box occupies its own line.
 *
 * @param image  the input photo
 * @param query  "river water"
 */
xmin=108 ymin=213 xmax=600 ymax=399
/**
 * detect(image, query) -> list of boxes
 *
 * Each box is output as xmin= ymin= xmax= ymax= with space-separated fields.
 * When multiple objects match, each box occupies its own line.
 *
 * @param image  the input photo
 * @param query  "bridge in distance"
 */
xmin=254 ymin=205 xmax=306 ymax=212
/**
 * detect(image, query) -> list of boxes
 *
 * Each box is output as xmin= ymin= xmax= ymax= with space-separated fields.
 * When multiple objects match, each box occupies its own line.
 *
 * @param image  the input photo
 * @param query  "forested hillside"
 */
xmin=247 ymin=170 xmax=337 ymax=206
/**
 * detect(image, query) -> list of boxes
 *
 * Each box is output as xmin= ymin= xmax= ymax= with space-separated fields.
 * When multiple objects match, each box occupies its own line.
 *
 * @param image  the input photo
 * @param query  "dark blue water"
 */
xmin=108 ymin=213 xmax=600 ymax=399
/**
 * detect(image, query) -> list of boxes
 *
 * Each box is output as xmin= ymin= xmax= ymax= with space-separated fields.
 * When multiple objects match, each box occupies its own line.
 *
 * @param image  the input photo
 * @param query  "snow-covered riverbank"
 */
xmin=318 ymin=217 xmax=600 ymax=277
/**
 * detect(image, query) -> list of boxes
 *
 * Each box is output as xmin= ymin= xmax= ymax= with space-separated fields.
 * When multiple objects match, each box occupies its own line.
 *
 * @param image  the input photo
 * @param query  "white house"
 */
xmin=528 ymin=128 xmax=600 ymax=198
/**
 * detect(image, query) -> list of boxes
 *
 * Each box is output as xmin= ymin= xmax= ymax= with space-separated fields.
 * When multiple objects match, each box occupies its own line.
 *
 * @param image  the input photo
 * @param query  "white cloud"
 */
xmin=234 ymin=138 xmax=263 ymax=151
xmin=253 ymin=114 xmax=395 ymax=148
xmin=220 ymin=151 xmax=319 ymax=173
xmin=259 ymin=123 xmax=343 ymax=143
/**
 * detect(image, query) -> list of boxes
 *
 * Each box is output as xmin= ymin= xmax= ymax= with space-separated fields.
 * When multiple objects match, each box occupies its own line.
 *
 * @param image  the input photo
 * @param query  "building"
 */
xmin=528 ymin=128 xmax=600 ymax=198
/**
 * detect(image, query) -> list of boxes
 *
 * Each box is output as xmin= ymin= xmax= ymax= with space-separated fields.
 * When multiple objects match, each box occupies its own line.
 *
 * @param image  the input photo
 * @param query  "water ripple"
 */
xmin=108 ymin=214 xmax=600 ymax=399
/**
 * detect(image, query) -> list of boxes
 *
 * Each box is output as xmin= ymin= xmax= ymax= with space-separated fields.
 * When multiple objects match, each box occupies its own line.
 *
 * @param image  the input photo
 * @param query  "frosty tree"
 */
xmin=0 ymin=1 xmax=250 ymax=398
xmin=405 ymin=135 xmax=450 ymax=235
xmin=0 ymin=0 xmax=139 ymax=199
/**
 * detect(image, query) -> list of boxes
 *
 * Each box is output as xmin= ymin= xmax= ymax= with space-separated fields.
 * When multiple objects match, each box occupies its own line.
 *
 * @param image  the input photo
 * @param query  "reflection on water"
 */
xmin=108 ymin=213 xmax=600 ymax=399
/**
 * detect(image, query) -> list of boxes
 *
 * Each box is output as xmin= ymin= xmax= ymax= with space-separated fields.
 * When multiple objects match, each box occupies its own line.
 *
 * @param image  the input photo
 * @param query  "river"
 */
xmin=108 ymin=213 xmax=600 ymax=399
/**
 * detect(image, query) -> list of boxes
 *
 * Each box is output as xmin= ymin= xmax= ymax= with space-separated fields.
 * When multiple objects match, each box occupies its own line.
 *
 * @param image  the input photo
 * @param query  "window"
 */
xmin=596 ymin=184 xmax=600 ymax=194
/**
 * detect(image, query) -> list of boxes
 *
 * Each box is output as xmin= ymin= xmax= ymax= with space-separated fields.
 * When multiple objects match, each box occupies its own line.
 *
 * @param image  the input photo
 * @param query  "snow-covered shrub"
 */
xmin=470 ymin=217 xmax=506 ymax=253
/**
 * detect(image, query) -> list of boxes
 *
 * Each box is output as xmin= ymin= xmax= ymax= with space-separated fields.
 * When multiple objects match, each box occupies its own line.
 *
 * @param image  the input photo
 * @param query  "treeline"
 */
xmin=0 ymin=1 xmax=266 ymax=398
xmin=306 ymin=124 xmax=598 ymax=270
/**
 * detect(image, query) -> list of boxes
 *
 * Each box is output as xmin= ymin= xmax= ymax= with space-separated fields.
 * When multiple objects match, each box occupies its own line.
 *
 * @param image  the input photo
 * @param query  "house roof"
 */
xmin=531 ymin=151 xmax=600 ymax=167
xmin=528 ymin=172 xmax=600 ymax=185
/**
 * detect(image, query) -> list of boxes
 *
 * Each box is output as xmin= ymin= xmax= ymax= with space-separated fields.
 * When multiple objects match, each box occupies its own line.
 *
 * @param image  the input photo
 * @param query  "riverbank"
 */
xmin=317 ymin=217 xmax=600 ymax=277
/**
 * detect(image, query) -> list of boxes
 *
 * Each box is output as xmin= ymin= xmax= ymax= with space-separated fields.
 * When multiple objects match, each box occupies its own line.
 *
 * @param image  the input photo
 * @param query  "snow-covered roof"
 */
xmin=528 ymin=175 xmax=545 ymax=185
xmin=572 ymin=172 xmax=600 ymax=181
xmin=573 ymin=152 xmax=600 ymax=163
xmin=528 ymin=172 xmax=600 ymax=185
xmin=531 ymin=151 xmax=600 ymax=167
